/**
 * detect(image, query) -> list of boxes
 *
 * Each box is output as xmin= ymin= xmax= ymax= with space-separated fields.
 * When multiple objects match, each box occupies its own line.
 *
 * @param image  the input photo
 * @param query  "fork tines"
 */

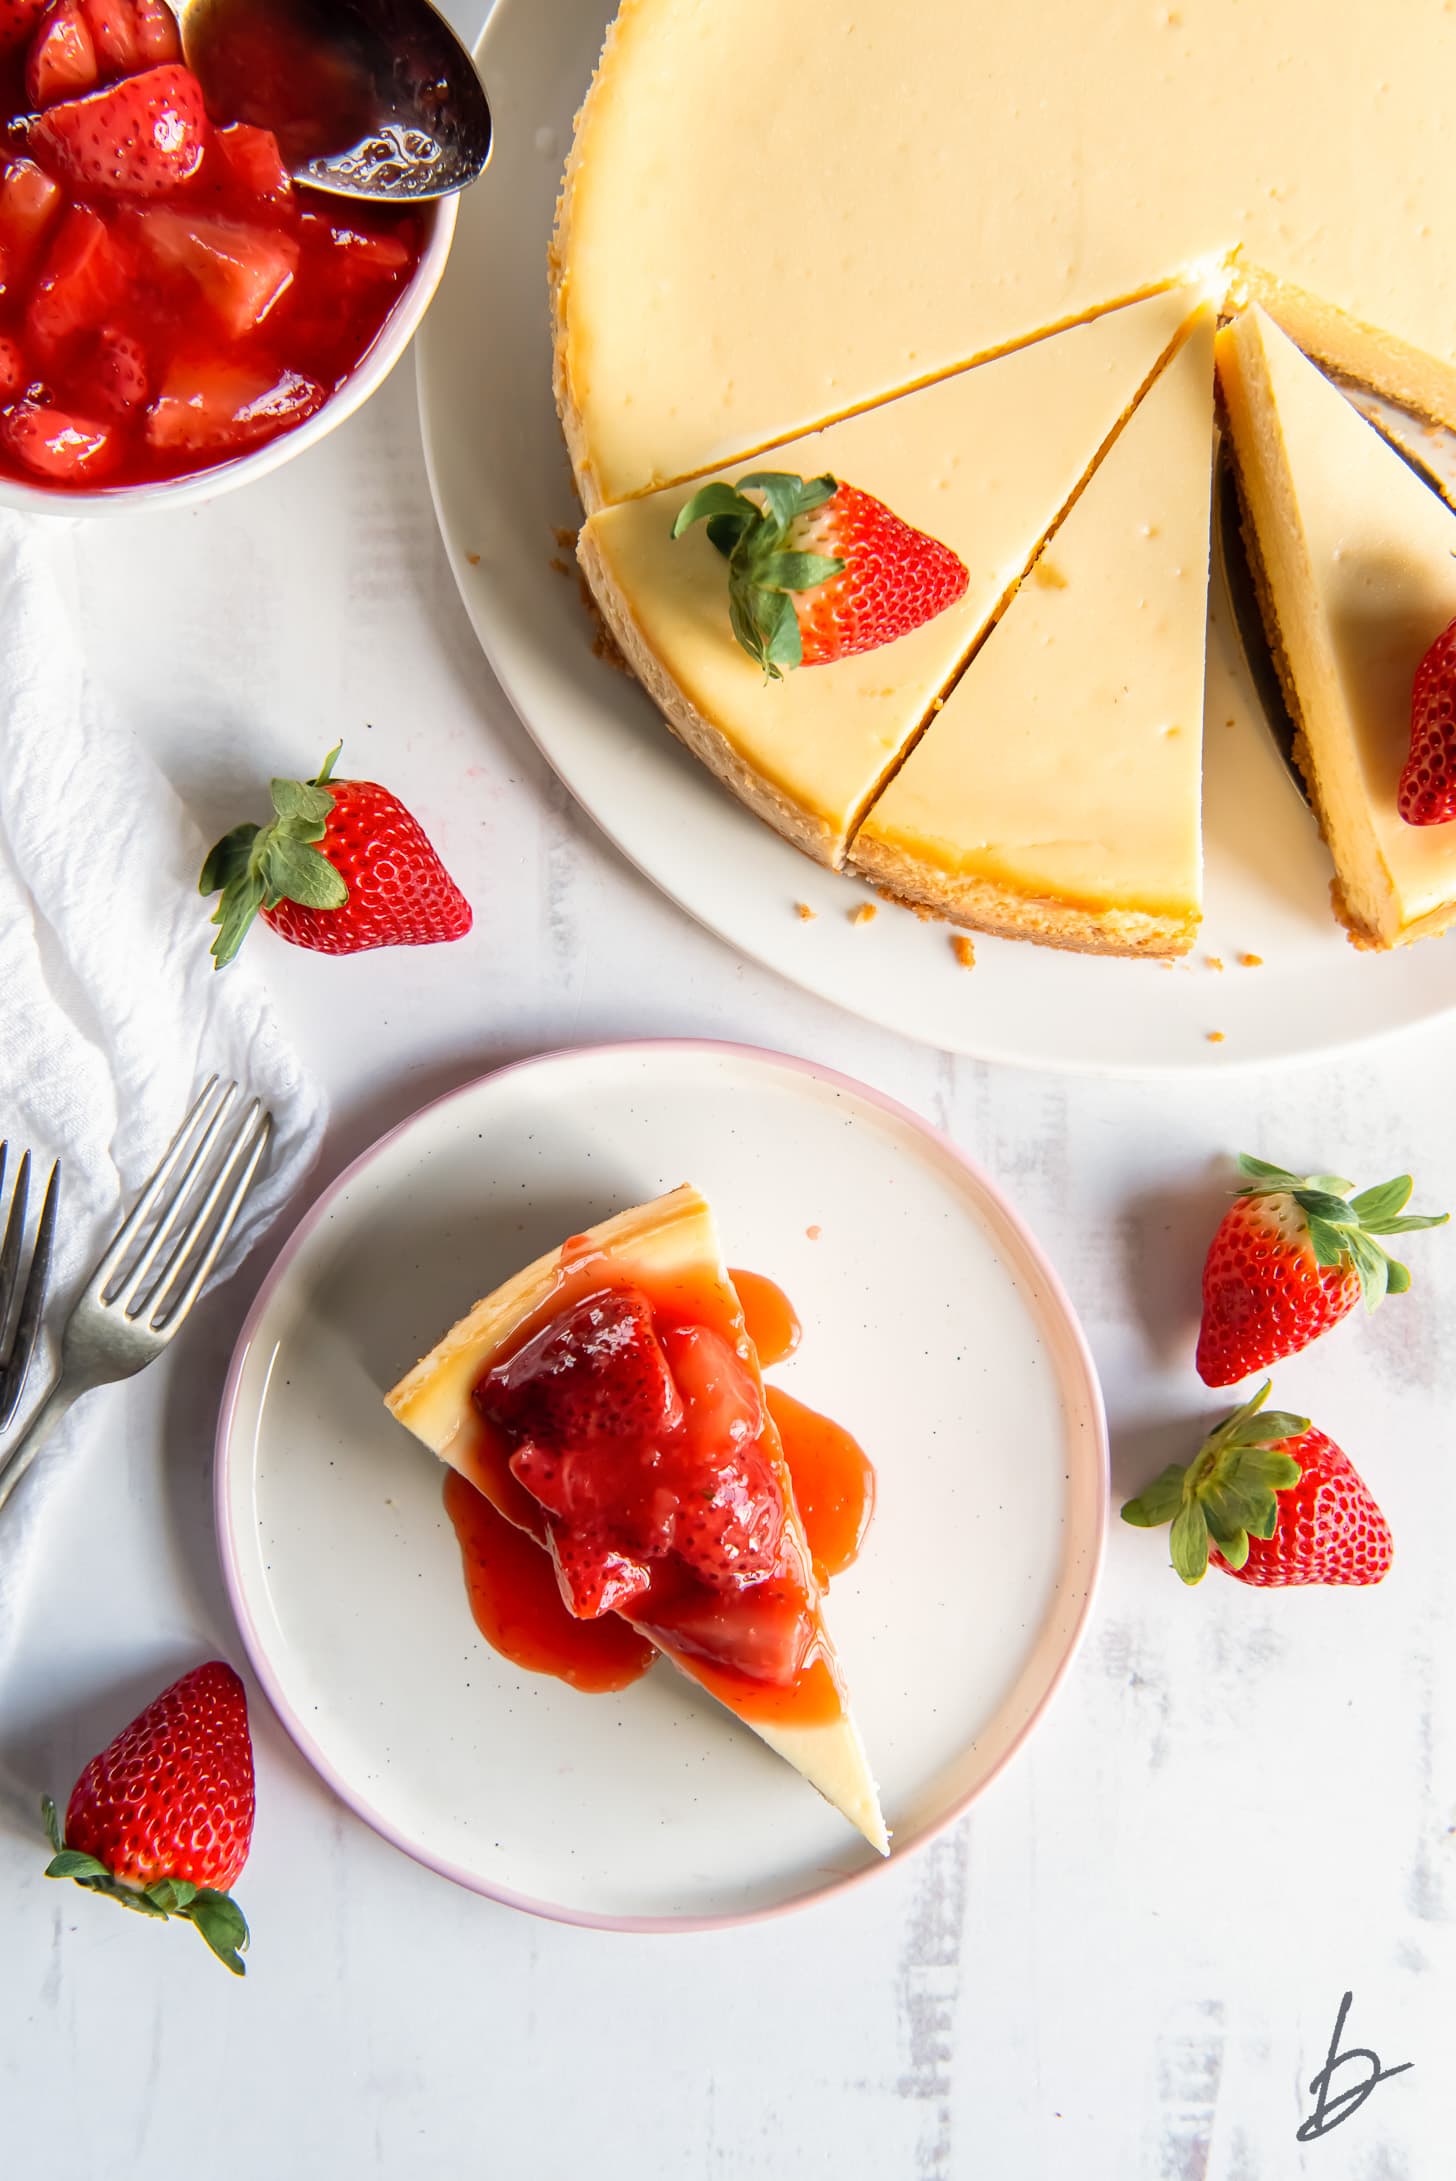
xmin=98 ymin=1078 xmax=272 ymax=1330
xmin=0 ymin=1143 xmax=60 ymax=1431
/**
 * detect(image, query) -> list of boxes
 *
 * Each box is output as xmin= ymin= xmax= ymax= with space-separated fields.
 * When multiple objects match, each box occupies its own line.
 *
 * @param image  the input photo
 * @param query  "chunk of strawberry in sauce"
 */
xmin=25 ymin=202 xmax=128 ymax=357
xmin=83 ymin=0 xmax=180 ymax=71
xmin=548 ymin=1528 xmax=652 ymax=1620
xmin=0 ymin=334 xmax=24 ymax=391
xmin=0 ymin=0 xmax=49 ymax=57
xmin=0 ymin=396 xmax=115 ymax=478
xmin=0 ymin=157 xmax=63 ymax=286
xmin=29 ymin=62 xmax=208 ymax=201
xmin=480 ymin=1291 xmax=686 ymax=1460
xmin=144 ymin=355 xmax=322 ymax=449
xmin=134 ymin=206 xmax=298 ymax=336
xmin=642 ymin=1585 xmax=816 ymax=1687
xmin=26 ymin=1 xmax=99 ymax=107
xmin=213 ymin=122 xmax=291 ymax=203
xmin=80 ymin=323 xmax=146 ymax=413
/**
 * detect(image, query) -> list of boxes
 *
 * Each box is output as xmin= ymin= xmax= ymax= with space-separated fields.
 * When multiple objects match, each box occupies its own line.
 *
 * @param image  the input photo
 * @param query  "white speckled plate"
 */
xmin=415 ymin=0 xmax=1456 ymax=1073
xmin=216 ymin=1042 xmax=1106 ymax=1928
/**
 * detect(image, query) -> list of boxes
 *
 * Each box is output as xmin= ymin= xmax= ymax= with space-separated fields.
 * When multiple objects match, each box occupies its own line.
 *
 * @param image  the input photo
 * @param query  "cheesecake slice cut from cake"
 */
xmin=849 ymin=308 xmax=1217 ymax=955
xmin=578 ymin=286 xmax=1203 ymax=867
xmin=385 ymin=1185 xmax=888 ymax=1854
xmin=1217 ymin=305 xmax=1456 ymax=949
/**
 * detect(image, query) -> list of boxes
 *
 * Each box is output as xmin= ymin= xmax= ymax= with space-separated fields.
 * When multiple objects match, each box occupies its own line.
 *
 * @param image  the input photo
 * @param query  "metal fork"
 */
xmin=0 ymin=1078 xmax=273 ymax=1513
xmin=0 ymin=1145 xmax=61 ymax=1435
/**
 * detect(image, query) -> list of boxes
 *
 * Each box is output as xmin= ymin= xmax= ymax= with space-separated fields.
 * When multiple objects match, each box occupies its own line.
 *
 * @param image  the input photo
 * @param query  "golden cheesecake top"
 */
xmin=851 ymin=312 xmax=1217 ymax=955
xmin=555 ymin=0 xmax=1456 ymax=510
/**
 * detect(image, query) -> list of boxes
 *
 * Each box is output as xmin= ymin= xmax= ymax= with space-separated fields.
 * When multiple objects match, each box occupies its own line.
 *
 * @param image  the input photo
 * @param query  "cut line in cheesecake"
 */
xmin=848 ymin=309 xmax=1217 ymax=956
xmin=384 ymin=1184 xmax=889 ymax=1855
xmin=577 ymin=286 xmax=1206 ymax=868
xmin=1217 ymin=305 xmax=1456 ymax=951
xmin=553 ymin=0 xmax=1456 ymax=513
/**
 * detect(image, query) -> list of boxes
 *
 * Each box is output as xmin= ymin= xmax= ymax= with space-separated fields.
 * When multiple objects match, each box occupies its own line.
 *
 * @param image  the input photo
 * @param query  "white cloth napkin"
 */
xmin=0 ymin=513 xmax=326 ymax=1645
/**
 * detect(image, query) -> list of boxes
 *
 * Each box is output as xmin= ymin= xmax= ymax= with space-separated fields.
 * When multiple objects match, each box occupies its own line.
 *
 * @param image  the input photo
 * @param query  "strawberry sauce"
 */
xmin=442 ymin=1266 xmax=874 ymax=1720
xmin=0 ymin=3 xmax=423 ymax=490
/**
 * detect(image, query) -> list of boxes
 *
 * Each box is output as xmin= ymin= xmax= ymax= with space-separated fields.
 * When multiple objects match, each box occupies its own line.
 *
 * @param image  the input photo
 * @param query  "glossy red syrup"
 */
xmin=0 ymin=10 xmax=422 ymax=490
xmin=442 ymin=1469 xmax=654 ymax=1694
xmin=443 ymin=1265 xmax=874 ymax=1724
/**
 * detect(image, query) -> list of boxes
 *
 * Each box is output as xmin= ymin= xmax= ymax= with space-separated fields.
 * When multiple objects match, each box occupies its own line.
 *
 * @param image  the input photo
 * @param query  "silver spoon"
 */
xmin=177 ymin=0 xmax=491 ymax=203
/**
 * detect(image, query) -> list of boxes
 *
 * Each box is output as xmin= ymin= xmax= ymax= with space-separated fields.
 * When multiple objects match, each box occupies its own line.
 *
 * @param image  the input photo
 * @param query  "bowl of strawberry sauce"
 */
xmin=0 ymin=0 xmax=455 ymax=510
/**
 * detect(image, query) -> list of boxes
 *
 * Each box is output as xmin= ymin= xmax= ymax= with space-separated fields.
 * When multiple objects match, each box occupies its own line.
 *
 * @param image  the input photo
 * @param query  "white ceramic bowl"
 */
xmin=0 ymin=191 xmax=458 ymax=519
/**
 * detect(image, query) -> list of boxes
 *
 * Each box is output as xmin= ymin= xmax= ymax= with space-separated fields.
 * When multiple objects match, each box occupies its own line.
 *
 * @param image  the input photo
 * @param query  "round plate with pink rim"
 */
xmin=215 ymin=1040 xmax=1107 ymax=1929
xmin=415 ymin=0 xmax=1456 ymax=1074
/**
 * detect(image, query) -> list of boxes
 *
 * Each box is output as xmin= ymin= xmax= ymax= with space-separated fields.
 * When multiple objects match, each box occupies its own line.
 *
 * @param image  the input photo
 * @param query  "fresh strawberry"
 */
xmin=24 ymin=201 xmax=127 ymax=356
xmin=547 ymin=1527 xmax=651 ymax=1618
xmin=82 ymin=0 xmax=179 ymax=71
xmin=26 ymin=0 xmax=98 ymax=106
xmin=0 ymin=334 xmax=23 ymax=391
xmin=200 ymin=741 xmax=473 ymax=962
xmin=1398 ymin=614 xmax=1456 ymax=826
xmin=1122 ymin=1382 xmax=1393 ymax=1589
xmin=144 ymin=355 xmax=321 ymax=451
xmin=135 ymin=206 xmax=298 ymax=335
xmin=42 ymin=1661 xmax=254 ymax=1975
xmin=214 ymin=121 xmax=291 ymax=202
xmin=1196 ymin=1153 xmax=1446 ymax=1386
xmin=0 ymin=156 xmax=63 ymax=271
xmin=29 ymin=63 xmax=208 ymax=200
xmin=0 ymin=396 xmax=116 ymax=478
xmin=484 ymin=1290 xmax=684 ymax=1470
xmin=673 ymin=469 xmax=969 ymax=678
xmin=0 ymin=0 xmax=48 ymax=54
xmin=80 ymin=322 xmax=146 ymax=413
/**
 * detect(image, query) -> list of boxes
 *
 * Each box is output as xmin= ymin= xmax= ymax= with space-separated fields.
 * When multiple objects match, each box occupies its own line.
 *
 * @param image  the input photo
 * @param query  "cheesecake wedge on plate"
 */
xmin=386 ymin=1184 xmax=888 ymax=1854
xmin=1218 ymin=305 xmax=1456 ymax=949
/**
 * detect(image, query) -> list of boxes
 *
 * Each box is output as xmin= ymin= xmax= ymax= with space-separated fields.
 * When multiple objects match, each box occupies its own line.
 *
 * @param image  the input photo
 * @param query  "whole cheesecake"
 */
xmin=553 ymin=0 xmax=1456 ymax=957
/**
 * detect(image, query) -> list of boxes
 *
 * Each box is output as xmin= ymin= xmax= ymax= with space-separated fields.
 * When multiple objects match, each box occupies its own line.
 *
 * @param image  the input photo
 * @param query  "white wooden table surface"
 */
xmin=5 ymin=6 xmax=1456 ymax=2169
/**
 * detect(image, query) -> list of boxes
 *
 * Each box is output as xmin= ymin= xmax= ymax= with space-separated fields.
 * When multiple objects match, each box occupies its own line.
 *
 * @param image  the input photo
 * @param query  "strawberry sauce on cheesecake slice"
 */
xmin=385 ymin=1186 xmax=887 ymax=1854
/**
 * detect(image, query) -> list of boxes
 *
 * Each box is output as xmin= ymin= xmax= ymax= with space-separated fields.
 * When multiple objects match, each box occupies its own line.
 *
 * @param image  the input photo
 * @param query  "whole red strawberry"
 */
xmin=29 ymin=63 xmax=208 ymax=201
xmin=1196 ymin=1153 xmax=1445 ymax=1386
xmin=43 ymin=1661 xmax=255 ymax=1974
xmin=1122 ymin=1383 xmax=1392 ymax=1589
xmin=201 ymin=741 xmax=473 ymax=964
xmin=673 ymin=470 xmax=969 ymax=678
xmin=1398 ymin=615 xmax=1456 ymax=826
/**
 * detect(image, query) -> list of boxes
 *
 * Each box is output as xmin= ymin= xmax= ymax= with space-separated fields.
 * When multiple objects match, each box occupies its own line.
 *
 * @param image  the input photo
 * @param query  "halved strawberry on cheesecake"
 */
xmin=384 ymin=1185 xmax=888 ymax=1854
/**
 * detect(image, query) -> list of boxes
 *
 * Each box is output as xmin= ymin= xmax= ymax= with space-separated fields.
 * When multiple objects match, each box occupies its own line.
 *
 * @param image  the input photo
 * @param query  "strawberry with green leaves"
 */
xmin=672 ymin=470 xmax=969 ymax=679
xmin=1122 ymin=1383 xmax=1393 ymax=1589
xmin=43 ymin=1661 xmax=255 ymax=1974
xmin=201 ymin=741 xmax=472 ymax=965
xmin=1195 ymin=1154 xmax=1446 ymax=1387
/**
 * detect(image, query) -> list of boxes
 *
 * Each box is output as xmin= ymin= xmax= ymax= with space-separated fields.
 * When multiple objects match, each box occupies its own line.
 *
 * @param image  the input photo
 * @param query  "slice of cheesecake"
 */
xmin=849 ymin=308 xmax=1217 ymax=955
xmin=578 ymin=286 xmax=1202 ymax=867
xmin=385 ymin=1185 xmax=888 ymax=1854
xmin=1217 ymin=304 xmax=1456 ymax=948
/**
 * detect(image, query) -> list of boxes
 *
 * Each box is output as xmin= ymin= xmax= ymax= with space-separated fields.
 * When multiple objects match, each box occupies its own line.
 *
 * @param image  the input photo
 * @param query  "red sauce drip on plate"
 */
xmin=443 ymin=1469 xmax=654 ymax=1694
xmin=729 ymin=1267 xmax=801 ymax=1366
xmin=767 ymin=1386 xmax=875 ymax=1585
xmin=444 ymin=1262 xmax=874 ymax=1724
